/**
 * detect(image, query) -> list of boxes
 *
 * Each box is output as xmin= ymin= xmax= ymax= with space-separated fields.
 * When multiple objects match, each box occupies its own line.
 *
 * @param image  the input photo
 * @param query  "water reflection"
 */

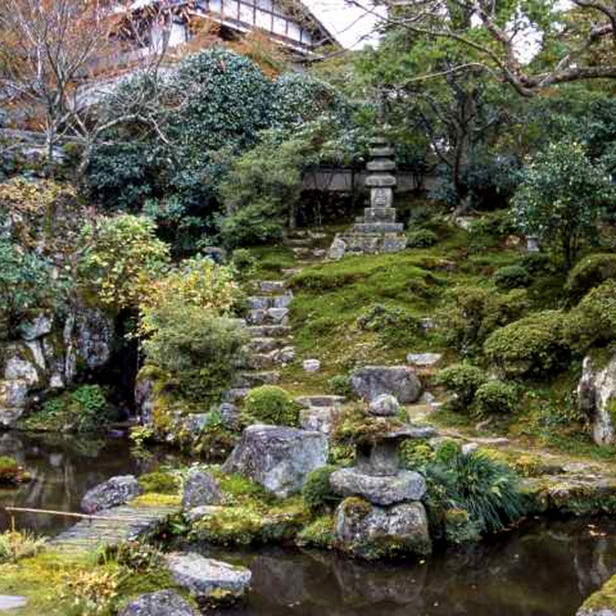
xmin=0 ymin=431 xmax=178 ymax=535
xmin=206 ymin=518 xmax=616 ymax=616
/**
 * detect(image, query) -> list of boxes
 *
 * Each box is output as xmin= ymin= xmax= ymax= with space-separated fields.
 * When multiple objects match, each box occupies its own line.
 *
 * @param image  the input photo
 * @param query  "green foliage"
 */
xmin=512 ymin=142 xmax=616 ymax=267
xmin=492 ymin=265 xmax=531 ymax=290
xmin=424 ymin=441 xmax=525 ymax=538
xmin=483 ymin=310 xmax=569 ymax=376
xmin=468 ymin=210 xmax=516 ymax=252
xmin=0 ymin=238 xmax=57 ymax=330
xmin=0 ymin=530 xmax=46 ymax=563
xmin=436 ymin=364 xmax=487 ymax=410
xmin=218 ymin=133 xmax=308 ymax=247
xmin=399 ymin=439 xmax=436 ymax=469
xmin=328 ymin=374 xmax=353 ymax=398
xmin=296 ymin=515 xmax=335 ymax=549
xmin=566 ymin=253 xmax=616 ymax=302
xmin=78 ymin=214 xmax=170 ymax=311
xmin=231 ymin=249 xmax=256 ymax=276
xmin=438 ymin=286 xmax=530 ymax=355
xmin=243 ymin=385 xmax=300 ymax=427
xmin=0 ymin=456 xmax=26 ymax=485
xmin=218 ymin=198 xmax=284 ymax=249
xmin=473 ymin=381 xmax=518 ymax=415
xmin=142 ymin=303 xmax=247 ymax=405
xmin=564 ymin=280 xmax=616 ymax=353
xmin=302 ymin=466 xmax=340 ymax=512
xmin=102 ymin=540 xmax=164 ymax=574
xmin=407 ymin=229 xmax=438 ymax=248
xmin=24 ymin=385 xmax=111 ymax=433
xmin=356 ymin=303 xmax=422 ymax=348
xmin=137 ymin=472 xmax=180 ymax=495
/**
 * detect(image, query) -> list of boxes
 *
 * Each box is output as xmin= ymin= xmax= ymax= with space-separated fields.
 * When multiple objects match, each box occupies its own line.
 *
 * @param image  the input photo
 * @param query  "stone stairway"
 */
xmin=50 ymin=503 xmax=178 ymax=554
xmin=223 ymin=280 xmax=296 ymax=404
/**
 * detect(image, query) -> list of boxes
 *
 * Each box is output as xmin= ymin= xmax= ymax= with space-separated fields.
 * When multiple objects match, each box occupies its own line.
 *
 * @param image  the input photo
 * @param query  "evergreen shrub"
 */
xmin=243 ymin=385 xmax=300 ymax=426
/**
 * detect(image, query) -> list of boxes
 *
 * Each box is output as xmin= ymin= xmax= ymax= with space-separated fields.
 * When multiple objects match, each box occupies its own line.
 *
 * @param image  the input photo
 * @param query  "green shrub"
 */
xmin=483 ymin=310 xmax=568 ymax=376
xmin=231 ymin=249 xmax=256 ymax=275
xmin=138 ymin=472 xmax=180 ymax=495
xmin=407 ymin=229 xmax=438 ymax=248
xmin=564 ymin=279 xmax=616 ymax=353
xmin=519 ymin=252 xmax=555 ymax=275
xmin=468 ymin=210 xmax=516 ymax=252
xmin=218 ymin=199 xmax=285 ymax=249
xmin=357 ymin=304 xmax=422 ymax=348
xmin=296 ymin=515 xmax=335 ymax=549
xmin=399 ymin=440 xmax=435 ymax=469
xmin=566 ymin=253 xmax=616 ymax=302
xmin=24 ymin=385 xmax=111 ymax=433
xmin=243 ymin=385 xmax=300 ymax=426
xmin=435 ymin=364 xmax=487 ymax=410
xmin=492 ymin=265 xmax=531 ymax=290
xmin=439 ymin=286 xmax=529 ymax=355
xmin=473 ymin=381 xmax=518 ymax=415
xmin=424 ymin=441 xmax=525 ymax=538
xmin=328 ymin=374 xmax=352 ymax=398
xmin=142 ymin=302 xmax=247 ymax=404
xmin=302 ymin=466 xmax=340 ymax=512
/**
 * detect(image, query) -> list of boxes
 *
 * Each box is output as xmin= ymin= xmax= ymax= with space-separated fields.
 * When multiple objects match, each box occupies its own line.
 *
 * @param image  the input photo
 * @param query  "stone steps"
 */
xmin=243 ymin=347 xmax=295 ymax=370
xmin=246 ymin=307 xmax=289 ymax=326
xmin=247 ymin=293 xmax=293 ymax=310
xmin=296 ymin=395 xmax=346 ymax=408
xmin=246 ymin=325 xmax=292 ymax=338
xmin=258 ymin=281 xmax=286 ymax=294
xmin=234 ymin=371 xmax=281 ymax=388
xmin=247 ymin=337 xmax=287 ymax=353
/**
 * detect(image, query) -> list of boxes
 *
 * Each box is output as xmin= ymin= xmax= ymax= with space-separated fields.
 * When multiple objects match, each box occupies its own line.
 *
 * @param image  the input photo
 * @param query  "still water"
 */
xmin=1 ymin=432 xmax=614 ymax=616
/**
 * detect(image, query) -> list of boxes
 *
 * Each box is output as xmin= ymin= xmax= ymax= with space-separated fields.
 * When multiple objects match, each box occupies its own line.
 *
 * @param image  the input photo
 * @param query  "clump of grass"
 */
xmin=0 ymin=530 xmax=47 ymax=563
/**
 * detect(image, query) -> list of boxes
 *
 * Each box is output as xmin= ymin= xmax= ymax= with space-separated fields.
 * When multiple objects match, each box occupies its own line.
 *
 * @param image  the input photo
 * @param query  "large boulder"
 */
xmin=368 ymin=394 xmax=400 ymax=417
xmin=334 ymin=498 xmax=431 ymax=560
xmin=222 ymin=425 xmax=328 ymax=498
xmin=182 ymin=469 xmax=222 ymax=510
xmin=81 ymin=475 xmax=142 ymax=513
xmin=118 ymin=590 xmax=197 ymax=616
xmin=350 ymin=366 xmax=422 ymax=403
xmin=578 ymin=354 xmax=616 ymax=445
xmin=330 ymin=468 xmax=426 ymax=506
xmin=165 ymin=552 xmax=251 ymax=603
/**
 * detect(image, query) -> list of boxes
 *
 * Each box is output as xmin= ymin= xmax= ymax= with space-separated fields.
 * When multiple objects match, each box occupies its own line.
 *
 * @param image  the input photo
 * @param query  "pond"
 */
xmin=1 ymin=432 xmax=615 ymax=616
xmin=0 ymin=431 xmax=179 ymax=535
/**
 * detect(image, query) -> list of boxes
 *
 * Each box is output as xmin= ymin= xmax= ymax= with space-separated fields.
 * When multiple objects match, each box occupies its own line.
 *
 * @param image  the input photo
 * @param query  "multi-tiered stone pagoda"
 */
xmin=328 ymin=136 xmax=407 ymax=259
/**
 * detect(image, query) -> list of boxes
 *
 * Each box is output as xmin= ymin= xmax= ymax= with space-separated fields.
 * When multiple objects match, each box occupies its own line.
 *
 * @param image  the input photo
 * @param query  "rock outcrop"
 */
xmin=81 ymin=475 xmax=142 ymax=514
xmin=578 ymin=354 xmax=616 ymax=445
xmin=0 ymin=306 xmax=114 ymax=428
xmin=222 ymin=425 xmax=328 ymax=498
xmin=182 ymin=469 xmax=222 ymax=510
xmin=350 ymin=366 xmax=422 ymax=403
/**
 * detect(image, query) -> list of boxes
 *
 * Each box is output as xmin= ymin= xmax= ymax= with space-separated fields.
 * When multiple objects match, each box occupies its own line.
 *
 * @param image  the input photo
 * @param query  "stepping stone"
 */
xmin=407 ymin=352 xmax=443 ymax=367
xmin=246 ymin=325 xmax=292 ymax=338
xmin=259 ymin=281 xmax=286 ymax=293
xmin=222 ymin=388 xmax=250 ymax=403
xmin=247 ymin=337 xmax=283 ymax=353
xmin=267 ymin=307 xmax=289 ymax=324
xmin=235 ymin=371 xmax=281 ymax=387
xmin=296 ymin=395 xmax=345 ymax=408
xmin=165 ymin=552 xmax=251 ymax=602
xmin=118 ymin=590 xmax=197 ymax=616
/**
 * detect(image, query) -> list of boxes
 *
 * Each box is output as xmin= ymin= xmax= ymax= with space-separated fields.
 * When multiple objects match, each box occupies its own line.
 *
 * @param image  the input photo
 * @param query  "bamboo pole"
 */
xmin=2 ymin=506 xmax=152 ymax=523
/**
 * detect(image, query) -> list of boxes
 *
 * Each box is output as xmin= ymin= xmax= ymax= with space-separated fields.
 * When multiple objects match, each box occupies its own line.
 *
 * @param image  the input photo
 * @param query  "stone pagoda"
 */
xmin=328 ymin=136 xmax=407 ymax=260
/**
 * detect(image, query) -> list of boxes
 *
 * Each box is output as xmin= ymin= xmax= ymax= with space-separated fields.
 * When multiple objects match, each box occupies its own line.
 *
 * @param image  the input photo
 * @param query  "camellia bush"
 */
xmin=512 ymin=142 xmax=616 ymax=268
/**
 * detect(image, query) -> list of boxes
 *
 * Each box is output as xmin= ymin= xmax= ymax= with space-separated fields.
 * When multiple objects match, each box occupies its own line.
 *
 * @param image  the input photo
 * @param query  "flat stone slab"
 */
xmin=296 ymin=395 xmax=345 ymax=408
xmin=0 ymin=596 xmax=27 ymax=611
xmin=330 ymin=468 xmax=426 ymax=506
xmin=165 ymin=552 xmax=251 ymax=600
xmin=407 ymin=353 xmax=443 ymax=367
xmin=118 ymin=590 xmax=198 ymax=616
xmin=81 ymin=475 xmax=142 ymax=514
